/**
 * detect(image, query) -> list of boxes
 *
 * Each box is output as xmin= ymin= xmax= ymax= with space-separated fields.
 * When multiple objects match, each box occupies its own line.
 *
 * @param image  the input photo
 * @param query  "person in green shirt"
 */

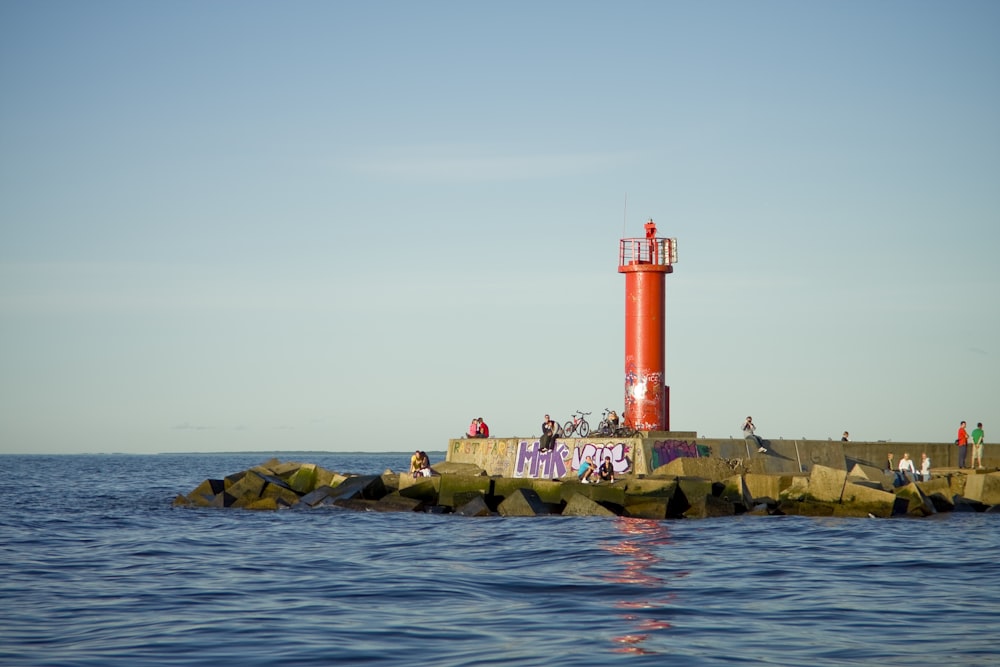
xmin=971 ymin=422 xmax=985 ymax=469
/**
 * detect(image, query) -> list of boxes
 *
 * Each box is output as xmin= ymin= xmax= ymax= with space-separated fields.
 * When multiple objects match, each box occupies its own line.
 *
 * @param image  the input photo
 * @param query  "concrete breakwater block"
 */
xmin=172 ymin=458 xmax=999 ymax=519
xmin=963 ymin=471 xmax=1000 ymax=505
xmin=562 ymin=493 xmax=617 ymax=517
xmin=454 ymin=495 xmax=491 ymax=517
xmin=498 ymin=488 xmax=551 ymax=517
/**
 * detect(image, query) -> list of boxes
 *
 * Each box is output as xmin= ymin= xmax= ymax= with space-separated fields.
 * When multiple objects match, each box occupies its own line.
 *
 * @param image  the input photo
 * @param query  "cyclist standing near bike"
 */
xmin=540 ymin=414 xmax=558 ymax=452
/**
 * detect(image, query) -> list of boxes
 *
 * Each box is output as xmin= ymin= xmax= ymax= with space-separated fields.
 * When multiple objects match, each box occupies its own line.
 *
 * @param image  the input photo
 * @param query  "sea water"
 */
xmin=1 ymin=453 xmax=998 ymax=667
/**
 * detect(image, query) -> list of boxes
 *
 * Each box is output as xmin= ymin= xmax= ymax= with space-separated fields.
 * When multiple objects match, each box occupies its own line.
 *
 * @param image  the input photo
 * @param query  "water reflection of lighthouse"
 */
xmin=619 ymin=219 xmax=677 ymax=431
xmin=601 ymin=517 xmax=683 ymax=655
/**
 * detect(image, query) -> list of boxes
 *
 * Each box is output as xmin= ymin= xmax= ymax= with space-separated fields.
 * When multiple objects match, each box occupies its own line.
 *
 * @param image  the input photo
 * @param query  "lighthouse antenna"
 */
xmin=622 ymin=192 xmax=627 ymax=237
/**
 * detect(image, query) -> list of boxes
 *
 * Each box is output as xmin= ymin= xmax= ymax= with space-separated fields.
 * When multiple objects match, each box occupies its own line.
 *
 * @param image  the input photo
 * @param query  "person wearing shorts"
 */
xmin=971 ymin=422 xmax=985 ymax=469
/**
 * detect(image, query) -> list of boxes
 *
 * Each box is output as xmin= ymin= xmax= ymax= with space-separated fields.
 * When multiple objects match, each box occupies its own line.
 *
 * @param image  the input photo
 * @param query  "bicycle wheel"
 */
xmin=579 ymin=420 xmax=590 ymax=437
xmin=563 ymin=421 xmax=575 ymax=436
xmin=597 ymin=420 xmax=610 ymax=436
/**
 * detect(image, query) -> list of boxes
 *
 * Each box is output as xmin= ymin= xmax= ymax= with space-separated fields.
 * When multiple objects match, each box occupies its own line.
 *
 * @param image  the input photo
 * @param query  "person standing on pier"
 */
xmin=971 ymin=422 xmax=985 ymax=469
xmin=957 ymin=421 xmax=970 ymax=469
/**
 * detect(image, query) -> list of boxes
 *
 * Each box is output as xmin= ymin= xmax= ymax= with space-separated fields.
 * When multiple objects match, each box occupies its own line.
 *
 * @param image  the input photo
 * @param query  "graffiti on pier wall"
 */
xmin=514 ymin=440 xmax=635 ymax=478
xmin=624 ymin=359 xmax=664 ymax=430
xmin=570 ymin=441 xmax=631 ymax=474
xmin=515 ymin=441 xmax=569 ymax=479
xmin=650 ymin=439 xmax=710 ymax=469
xmin=449 ymin=439 xmax=517 ymax=476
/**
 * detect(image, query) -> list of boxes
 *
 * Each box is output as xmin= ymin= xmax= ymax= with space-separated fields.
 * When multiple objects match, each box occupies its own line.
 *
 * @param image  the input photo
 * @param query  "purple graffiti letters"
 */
xmin=515 ymin=440 xmax=569 ymax=479
xmin=651 ymin=439 xmax=699 ymax=469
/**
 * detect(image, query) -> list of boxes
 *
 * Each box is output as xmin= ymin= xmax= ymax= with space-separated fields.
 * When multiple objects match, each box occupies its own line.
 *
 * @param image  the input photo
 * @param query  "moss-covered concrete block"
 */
xmin=719 ymin=474 xmax=754 ymax=509
xmin=623 ymin=478 xmax=678 ymax=497
xmin=498 ymin=488 xmax=550 ymax=516
xmin=261 ymin=482 xmax=301 ymax=506
xmin=963 ymin=471 xmax=1000 ymax=504
xmin=375 ymin=493 xmax=425 ymax=512
xmin=894 ymin=482 xmax=936 ymax=516
xmin=562 ymin=493 xmax=616 ymax=517
xmin=398 ymin=478 xmax=440 ymax=504
xmin=438 ymin=474 xmax=492 ymax=507
xmin=455 ymin=495 xmax=492 ymax=517
xmin=623 ymin=496 xmax=670 ymax=519
xmin=809 ymin=465 xmax=848 ymax=502
xmin=227 ymin=471 xmax=267 ymax=500
xmin=316 ymin=467 xmax=345 ymax=489
xmin=684 ymin=494 xmax=735 ymax=518
xmin=745 ymin=473 xmax=801 ymax=501
xmin=841 ymin=481 xmax=898 ymax=517
xmin=287 ymin=464 xmax=318 ymax=494
xmin=244 ymin=496 xmax=279 ymax=511
xmin=675 ymin=477 xmax=713 ymax=512
xmin=777 ymin=500 xmax=836 ymax=516
xmin=432 ymin=461 xmax=487 ymax=476
xmin=656 ymin=457 xmax=736 ymax=481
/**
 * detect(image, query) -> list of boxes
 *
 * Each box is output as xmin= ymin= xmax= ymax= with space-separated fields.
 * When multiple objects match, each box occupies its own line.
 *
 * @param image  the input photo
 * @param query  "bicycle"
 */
xmin=562 ymin=410 xmax=591 ymax=438
xmin=614 ymin=419 xmax=638 ymax=438
xmin=596 ymin=409 xmax=638 ymax=438
xmin=596 ymin=408 xmax=619 ymax=437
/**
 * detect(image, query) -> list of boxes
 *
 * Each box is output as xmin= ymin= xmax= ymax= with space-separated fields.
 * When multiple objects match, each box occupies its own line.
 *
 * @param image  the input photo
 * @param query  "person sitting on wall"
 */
xmin=476 ymin=417 xmax=489 ymax=438
xmin=608 ymin=410 xmax=620 ymax=430
xmin=897 ymin=452 xmax=917 ymax=485
xmin=841 ymin=431 xmax=850 ymax=442
xmin=415 ymin=451 xmax=432 ymax=478
xmin=595 ymin=456 xmax=615 ymax=484
xmin=467 ymin=419 xmax=479 ymax=438
xmin=577 ymin=455 xmax=596 ymax=484
xmin=743 ymin=416 xmax=767 ymax=453
xmin=409 ymin=449 xmax=423 ymax=477
xmin=539 ymin=414 xmax=558 ymax=452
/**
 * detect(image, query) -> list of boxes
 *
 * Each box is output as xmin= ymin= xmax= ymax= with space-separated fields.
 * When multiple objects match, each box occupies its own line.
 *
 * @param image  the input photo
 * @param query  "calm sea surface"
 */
xmin=1 ymin=453 xmax=998 ymax=667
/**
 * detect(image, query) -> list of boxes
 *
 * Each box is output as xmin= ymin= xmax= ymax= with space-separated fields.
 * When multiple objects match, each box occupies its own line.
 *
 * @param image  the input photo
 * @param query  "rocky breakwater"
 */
xmin=173 ymin=457 xmax=1000 ymax=518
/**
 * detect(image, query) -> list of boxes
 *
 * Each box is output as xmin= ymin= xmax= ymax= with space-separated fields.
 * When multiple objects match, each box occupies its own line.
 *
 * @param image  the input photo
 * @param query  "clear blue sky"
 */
xmin=2 ymin=1 xmax=997 ymax=454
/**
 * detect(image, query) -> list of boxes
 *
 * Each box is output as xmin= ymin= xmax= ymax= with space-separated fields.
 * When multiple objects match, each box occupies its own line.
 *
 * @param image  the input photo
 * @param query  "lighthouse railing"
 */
xmin=619 ymin=237 xmax=677 ymax=267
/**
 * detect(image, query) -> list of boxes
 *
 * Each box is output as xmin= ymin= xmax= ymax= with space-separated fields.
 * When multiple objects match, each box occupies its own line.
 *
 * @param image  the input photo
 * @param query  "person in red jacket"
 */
xmin=476 ymin=418 xmax=490 ymax=438
xmin=957 ymin=421 xmax=970 ymax=469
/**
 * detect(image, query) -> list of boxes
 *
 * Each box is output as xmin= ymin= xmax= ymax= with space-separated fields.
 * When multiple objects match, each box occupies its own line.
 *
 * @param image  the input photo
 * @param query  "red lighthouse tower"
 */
xmin=618 ymin=219 xmax=677 ymax=432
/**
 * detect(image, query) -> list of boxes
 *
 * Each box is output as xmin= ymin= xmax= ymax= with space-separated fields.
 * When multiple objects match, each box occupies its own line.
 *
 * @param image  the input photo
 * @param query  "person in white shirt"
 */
xmin=919 ymin=452 xmax=931 ymax=482
xmin=898 ymin=452 xmax=918 ymax=484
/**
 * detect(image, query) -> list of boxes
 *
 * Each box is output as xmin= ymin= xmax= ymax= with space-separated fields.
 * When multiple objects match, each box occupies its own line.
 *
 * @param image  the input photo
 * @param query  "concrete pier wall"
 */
xmin=447 ymin=433 xmax=995 ymax=479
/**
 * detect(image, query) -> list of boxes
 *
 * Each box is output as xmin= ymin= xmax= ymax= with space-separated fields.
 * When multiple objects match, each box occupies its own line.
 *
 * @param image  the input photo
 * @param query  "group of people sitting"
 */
xmin=466 ymin=417 xmax=490 ymax=438
xmin=888 ymin=451 xmax=931 ymax=485
xmin=576 ymin=455 xmax=616 ymax=484
xmin=409 ymin=450 xmax=432 ymax=478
